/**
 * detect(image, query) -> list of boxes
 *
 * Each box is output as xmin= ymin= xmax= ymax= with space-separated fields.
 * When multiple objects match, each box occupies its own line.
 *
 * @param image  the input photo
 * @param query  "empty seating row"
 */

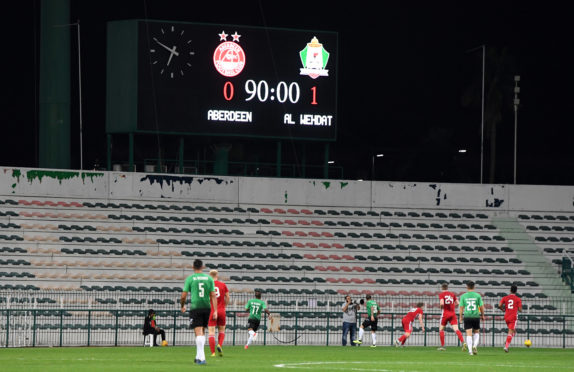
xmin=0 ymin=235 xmax=23 ymax=241
xmin=181 ymin=250 xmax=302 ymax=260
xmin=526 ymin=225 xmax=574 ymax=232
xmin=18 ymin=211 xmax=107 ymax=219
xmin=59 ymin=236 xmax=123 ymax=243
xmin=0 ymin=271 xmax=34 ymax=278
xmin=0 ymin=210 xmax=18 ymax=217
xmin=321 ymin=221 xmax=496 ymax=230
xmin=61 ymin=248 xmax=147 ymax=256
xmin=534 ymin=236 xmax=574 ymax=243
xmin=0 ymin=259 xmax=30 ymax=265
xmin=339 ymin=244 xmax=512 ymax=253
xmin=519 ymin=214 xmax=574 ymax=221
xmin=0 ymin=223 xmax=19 ymax=229
xmin=8 ymin=198 xmax=500 ymax=220
xmin=18 ymin=200 xmax=83 ymax=208
xmin=230 ymin=275 xmax=325 ymax=283
xmin=0 ymin=246 xmax=26 ymax=253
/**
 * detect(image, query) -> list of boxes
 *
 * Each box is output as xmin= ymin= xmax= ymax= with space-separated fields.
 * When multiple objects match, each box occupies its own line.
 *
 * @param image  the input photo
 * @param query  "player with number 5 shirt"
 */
xmin=181 ymin=259 xmax=217 ymax=366
xmin=498 ymin=285 xmax=523 ymax=352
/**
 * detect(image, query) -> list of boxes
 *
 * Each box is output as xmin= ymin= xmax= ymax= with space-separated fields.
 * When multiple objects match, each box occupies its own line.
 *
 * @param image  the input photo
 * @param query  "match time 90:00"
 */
xmin=222 ymin=80 xmax=319 ymax=105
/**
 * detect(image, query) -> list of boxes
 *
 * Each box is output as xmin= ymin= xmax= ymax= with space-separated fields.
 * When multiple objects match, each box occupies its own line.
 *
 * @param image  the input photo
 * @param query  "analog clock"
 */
xmin=149 ymin=25 xmax=195 ymax=79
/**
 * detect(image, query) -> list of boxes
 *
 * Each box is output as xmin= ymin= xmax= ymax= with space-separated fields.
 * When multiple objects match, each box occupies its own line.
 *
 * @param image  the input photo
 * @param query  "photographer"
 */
xmin=342 ymin=295 xmax=361 ymax=346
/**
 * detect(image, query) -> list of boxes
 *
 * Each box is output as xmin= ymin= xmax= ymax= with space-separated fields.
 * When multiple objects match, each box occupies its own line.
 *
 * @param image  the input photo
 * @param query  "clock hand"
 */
xmin=153 ymin=38 xmax=180 ymax=56
xmin=166 ymin=46 xmax=177 ymax=66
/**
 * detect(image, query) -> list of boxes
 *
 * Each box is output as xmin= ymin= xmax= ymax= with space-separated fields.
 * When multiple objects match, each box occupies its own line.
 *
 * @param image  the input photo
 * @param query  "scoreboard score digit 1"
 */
xmin=122 ymin=21 xmax=338 ymax=140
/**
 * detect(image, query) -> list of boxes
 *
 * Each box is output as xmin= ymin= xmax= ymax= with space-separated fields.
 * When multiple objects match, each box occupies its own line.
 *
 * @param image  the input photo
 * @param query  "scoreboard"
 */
xmin=106 ymin=20 xmax=338 ymax=141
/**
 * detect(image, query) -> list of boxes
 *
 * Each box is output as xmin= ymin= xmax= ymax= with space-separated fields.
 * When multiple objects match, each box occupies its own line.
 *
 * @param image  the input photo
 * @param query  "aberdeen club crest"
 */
xmin=213 ymin=30 xmax=246 ymax=77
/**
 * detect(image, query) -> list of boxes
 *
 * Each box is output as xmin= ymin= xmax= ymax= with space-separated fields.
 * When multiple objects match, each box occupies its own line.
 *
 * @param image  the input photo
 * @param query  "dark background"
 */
xmin=3 ymin=1 xmax=573 ymax=184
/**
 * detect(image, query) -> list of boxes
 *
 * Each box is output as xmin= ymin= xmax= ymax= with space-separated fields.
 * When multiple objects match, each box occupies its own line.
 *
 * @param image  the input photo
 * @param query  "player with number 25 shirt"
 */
xmin=459 ymin=281 xmax=485 ymax=356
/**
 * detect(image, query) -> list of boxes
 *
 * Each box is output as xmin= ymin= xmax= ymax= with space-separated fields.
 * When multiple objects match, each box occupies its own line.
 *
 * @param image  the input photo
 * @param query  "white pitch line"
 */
xmin=274 ymin=361 xmax=394 ymax=371
xmin=273 ymin=360 xmax=556 ymax=370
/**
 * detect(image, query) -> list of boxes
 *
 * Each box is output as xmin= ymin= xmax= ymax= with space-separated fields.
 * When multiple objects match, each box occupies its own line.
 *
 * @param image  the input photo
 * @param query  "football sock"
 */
xmin=218 ymin=332 xmax=225 ymax=346
xmin=371 ymin=332 xmax=376 ymax=345
xmin=247 ymin=330 xmax=255 ymax=346
xmin=473 ymin=333 xmax=480 ymax=347
xmin=439 ymin=330 xmax=445 ymax=346
xmin=398 ymin=335 xmax=407 ymax=345
xmin=456 ymin=330 xmax=464 ymax=343
xmin=358 ymin=328 xmax=364 ymax=341
xmin=505 ymin=334 xmax=513 ymax=348
xmin=466 ymin=336 xmax=473 ymax=354
xmin=209 ymin=335 xmax=216 ymax=354
xmin=196 ymin=335 xmax=206 ymax=361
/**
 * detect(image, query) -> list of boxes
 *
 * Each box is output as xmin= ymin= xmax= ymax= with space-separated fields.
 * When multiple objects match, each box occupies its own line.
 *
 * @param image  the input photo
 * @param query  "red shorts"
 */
xmin=402 ymin=318 xmax=413 ymax=333
xmin=505 ymin=317 xmax=517 ymax=330
xmin=208 ymin=310 xmax=226 ymax=327
xmin=440 ymin=312 xmax=458 ymax=327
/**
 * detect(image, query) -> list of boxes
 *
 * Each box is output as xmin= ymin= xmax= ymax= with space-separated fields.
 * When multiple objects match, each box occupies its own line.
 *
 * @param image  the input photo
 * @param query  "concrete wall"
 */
xmin=1 ymin=166 xmax=573 ymax=212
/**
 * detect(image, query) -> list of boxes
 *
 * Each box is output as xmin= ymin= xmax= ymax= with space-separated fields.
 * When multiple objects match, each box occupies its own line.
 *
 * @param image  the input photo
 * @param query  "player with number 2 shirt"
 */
xmin=498 ymin=285 xmax=523 ymax=352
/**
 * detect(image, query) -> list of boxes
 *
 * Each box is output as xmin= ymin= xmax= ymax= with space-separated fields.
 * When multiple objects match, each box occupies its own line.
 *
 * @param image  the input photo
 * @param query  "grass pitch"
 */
xmin=1 ymin=345 xmax=573 ymax=371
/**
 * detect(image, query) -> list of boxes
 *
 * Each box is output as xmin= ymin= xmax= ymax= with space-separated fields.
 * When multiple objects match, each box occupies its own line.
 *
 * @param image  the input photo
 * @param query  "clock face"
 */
xmin=149 ymin=25 xmax=195 ymax=79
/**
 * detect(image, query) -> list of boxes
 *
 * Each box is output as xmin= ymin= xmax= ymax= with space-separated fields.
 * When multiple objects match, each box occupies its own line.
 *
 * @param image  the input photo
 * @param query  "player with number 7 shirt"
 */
xmin=498 ymin=285 xmax=523 ymax=353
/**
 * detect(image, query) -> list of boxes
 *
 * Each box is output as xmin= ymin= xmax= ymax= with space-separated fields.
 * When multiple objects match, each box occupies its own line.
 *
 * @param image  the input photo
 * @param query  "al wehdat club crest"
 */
xmin=213 ymin=30 xmax=246 ymax=77
xmin=299 ymin=37 xmax=330 ymax=79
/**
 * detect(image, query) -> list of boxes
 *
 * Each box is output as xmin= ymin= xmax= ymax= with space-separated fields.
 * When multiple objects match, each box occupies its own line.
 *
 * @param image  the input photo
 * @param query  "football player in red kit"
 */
xmin=438 ymin=283 xmax=465 ymax=350
xmin=395 ymin=302 xmax=425 ymax=346
xmin=498 ymin=285 xmax=523 ymax=353
xmin=208 ymin=270 xmax=230 ymax=357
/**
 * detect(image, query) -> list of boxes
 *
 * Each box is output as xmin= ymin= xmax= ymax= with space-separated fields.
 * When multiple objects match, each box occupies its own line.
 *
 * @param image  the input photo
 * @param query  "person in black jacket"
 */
xmin=143 ymin=309 xmax=166 ymax=346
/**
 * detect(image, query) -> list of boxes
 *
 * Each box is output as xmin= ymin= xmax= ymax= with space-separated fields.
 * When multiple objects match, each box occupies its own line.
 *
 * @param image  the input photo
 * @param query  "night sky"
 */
xmin=4 ymin=1 xmax=573 ymax=185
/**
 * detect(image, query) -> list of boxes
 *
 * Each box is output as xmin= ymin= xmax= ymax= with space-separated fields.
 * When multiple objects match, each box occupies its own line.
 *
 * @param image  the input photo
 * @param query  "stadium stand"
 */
xmin=1 ymin=168 xmax=573 ymax=347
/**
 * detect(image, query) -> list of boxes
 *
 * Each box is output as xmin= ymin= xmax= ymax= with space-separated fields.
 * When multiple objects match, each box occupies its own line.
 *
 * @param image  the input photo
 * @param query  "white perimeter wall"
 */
xmin=0 ymin=167 xmax=573 ymax=213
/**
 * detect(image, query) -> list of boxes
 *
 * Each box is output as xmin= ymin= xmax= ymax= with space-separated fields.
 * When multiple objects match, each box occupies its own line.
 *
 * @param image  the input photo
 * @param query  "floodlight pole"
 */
xmin=480 ymin=46 xmax=485 ymax=184
xmin=370 ymin=154 xmax=383 ymax=210
xmin=55 ymin=20 xmax=83 ymax=170
xmin=77 ymin=20 xmax=83 ymax=170
xmin=513 ymin=76 xmax=520 ymax=184
xmin=467 ymin=45 xmax=486 ymax=184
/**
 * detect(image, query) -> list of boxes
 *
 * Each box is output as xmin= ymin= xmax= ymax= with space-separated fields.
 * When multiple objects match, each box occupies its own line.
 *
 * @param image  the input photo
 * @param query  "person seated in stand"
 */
xmin=143 ymin=309 xmax=166 ymax=346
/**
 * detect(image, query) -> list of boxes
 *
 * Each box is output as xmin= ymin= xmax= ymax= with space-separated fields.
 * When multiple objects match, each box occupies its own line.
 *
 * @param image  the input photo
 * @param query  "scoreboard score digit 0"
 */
xmin=106 ymin=20 xmax=338 ymax=141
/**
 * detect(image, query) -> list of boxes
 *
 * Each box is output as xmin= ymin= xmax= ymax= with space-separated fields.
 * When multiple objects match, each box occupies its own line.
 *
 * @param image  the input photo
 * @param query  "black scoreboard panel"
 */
xmin=108 ymin=20 xmax=338 ymax=140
